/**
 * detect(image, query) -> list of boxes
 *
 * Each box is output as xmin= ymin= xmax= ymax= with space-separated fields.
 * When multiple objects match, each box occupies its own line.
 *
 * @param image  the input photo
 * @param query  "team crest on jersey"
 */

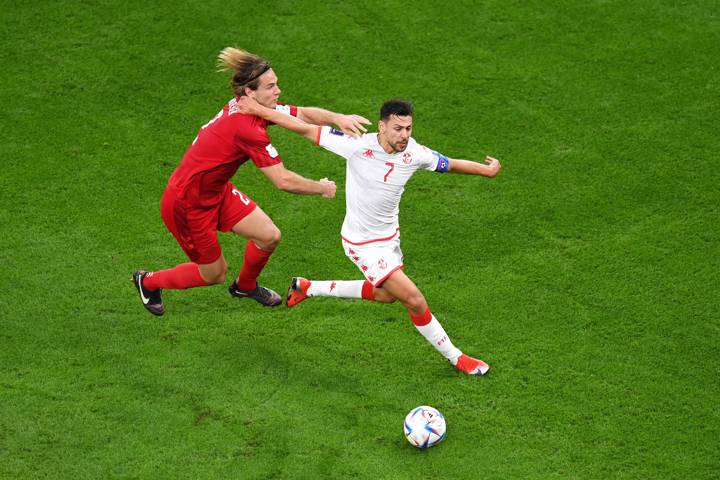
xmin=330 ymin=128 xmax=344 ymax=136
xmin=265 ymin=144 xmax=279 ymax=158
xmin=363 ymin=149 xmax=375 ymax=158
xmin=402 ymin=152 xmax=412 ymax=164
xmin=378 ymin=258 xmax=387 ymax=270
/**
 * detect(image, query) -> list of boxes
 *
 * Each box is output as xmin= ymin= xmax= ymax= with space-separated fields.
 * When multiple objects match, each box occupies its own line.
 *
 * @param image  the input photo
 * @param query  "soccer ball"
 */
xmin=403 ymin=406 xmax=446 ymax=448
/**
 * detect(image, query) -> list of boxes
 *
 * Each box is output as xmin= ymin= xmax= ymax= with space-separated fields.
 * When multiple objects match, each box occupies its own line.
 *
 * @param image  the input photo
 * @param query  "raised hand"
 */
xmin=335 ymin=114 xmax=371 ymax=138
xmin=235 ymin=95 xmax=264 ymax=116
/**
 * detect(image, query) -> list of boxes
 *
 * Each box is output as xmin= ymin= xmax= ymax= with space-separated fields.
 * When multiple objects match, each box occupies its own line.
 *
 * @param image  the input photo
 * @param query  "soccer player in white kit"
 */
xmin=238 ymin=98 xmax=501 ymax=376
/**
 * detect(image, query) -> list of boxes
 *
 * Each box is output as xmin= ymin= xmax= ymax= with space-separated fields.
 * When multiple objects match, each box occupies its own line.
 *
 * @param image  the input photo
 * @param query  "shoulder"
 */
xmin=406 ymin=138 xmax=433 ymax=158
xmin=232 ymin=115 xmax=270 ymax=143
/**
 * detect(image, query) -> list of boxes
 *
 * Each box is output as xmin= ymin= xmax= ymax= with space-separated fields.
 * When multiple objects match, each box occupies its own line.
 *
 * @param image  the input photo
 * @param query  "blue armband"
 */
xmin=433 ymin=151 xmax=449 ymax=173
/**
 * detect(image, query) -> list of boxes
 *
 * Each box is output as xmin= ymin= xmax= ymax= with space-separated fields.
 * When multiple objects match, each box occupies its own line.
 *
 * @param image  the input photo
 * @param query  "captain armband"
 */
xmin=433 ymin=151 xmax=450 ymax=173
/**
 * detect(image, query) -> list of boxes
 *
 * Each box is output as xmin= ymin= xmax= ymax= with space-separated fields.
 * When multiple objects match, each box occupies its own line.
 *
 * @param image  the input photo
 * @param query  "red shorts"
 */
xmin=161 ymin=182 xmax=257 ymax=264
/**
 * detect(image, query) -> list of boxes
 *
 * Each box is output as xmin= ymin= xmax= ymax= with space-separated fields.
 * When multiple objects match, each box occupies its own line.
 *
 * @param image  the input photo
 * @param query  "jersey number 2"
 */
xmin=383 ymin=162 xmax=395 ymax=182
xmin=232 ymin=188 xmax=251 ymax=205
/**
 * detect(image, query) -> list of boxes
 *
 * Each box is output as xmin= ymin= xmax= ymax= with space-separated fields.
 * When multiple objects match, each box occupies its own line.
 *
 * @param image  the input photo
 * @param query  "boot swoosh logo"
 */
xmin=137 ymin=277 xmax=150 ymax=304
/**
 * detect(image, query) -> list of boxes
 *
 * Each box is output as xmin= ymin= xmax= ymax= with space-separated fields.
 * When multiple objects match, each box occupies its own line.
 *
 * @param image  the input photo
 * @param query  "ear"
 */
xmin=378 ymin=120 xmax=386 ymax=134
xmin=243 ymin=86 xmax=255 ymax=98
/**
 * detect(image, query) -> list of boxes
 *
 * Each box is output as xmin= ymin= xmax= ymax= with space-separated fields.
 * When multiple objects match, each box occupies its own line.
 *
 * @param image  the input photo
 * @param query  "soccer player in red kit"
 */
xmin=132 ymin=47 xmax=370 ymax=315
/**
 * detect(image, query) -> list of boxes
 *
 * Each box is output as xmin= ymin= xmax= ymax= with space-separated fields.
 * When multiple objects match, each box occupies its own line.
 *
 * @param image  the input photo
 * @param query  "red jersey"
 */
xmin=167 ymin=98 xmax=298 ymax=208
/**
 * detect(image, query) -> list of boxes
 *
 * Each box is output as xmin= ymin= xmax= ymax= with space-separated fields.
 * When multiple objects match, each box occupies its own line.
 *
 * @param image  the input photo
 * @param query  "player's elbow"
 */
xmin=272 ymin=173 xmax=295 ymax=192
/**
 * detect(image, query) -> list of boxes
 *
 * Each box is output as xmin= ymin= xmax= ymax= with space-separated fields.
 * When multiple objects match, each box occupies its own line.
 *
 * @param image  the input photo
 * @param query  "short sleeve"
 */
xmin=417 ymin=144 xmax=449 ymax=173
xmin=317 ymin=126 xmax=362 ymax=160
xmin=242 ymin=126 xmax=283 ymax=168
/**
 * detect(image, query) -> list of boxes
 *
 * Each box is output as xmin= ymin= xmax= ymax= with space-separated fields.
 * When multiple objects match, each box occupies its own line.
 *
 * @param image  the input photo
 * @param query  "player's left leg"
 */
xmin=227 ymin=207 xmax=282 ymax=306
xmin=219 ymin=186 xmax=281 ymax=306
xmin=380 ymin=269 xmax=490 ymax=376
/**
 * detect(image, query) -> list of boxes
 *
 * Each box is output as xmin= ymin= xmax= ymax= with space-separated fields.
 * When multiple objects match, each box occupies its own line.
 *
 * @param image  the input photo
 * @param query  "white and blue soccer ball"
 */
xmin=403 ymin=405 xmax=446 ymax=448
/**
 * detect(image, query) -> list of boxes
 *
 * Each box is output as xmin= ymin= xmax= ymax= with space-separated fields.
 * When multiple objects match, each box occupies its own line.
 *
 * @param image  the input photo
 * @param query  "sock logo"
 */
xmin=330 ymin=282 xmax=336 ymax=292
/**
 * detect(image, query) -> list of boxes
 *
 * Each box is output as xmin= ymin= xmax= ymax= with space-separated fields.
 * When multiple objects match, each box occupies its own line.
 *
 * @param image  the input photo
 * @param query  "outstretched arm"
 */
xmin=260 ymin=163 xmax=336 ymax=198
xmin=236 ymin=97 xmax=319 ymax=142
xmin=448 ymin=156 xmax=501 ymax=177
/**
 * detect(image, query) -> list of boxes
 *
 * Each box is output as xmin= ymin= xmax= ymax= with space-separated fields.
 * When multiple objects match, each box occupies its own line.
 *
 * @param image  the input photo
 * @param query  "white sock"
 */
xmin=306 ymin=280 xmax=364 ymax=298
xmin=415 ymin=315 xmax=462 ymax=364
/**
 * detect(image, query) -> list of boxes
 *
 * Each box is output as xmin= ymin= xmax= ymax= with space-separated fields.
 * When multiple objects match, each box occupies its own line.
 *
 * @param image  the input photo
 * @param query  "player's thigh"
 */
xmin=380 ymin=269 xmax=427 ymax=311
xmin=230 ymin=206 xmax=281 ymax=249
xmin=162 ymin=188 xmax=224 ymax=266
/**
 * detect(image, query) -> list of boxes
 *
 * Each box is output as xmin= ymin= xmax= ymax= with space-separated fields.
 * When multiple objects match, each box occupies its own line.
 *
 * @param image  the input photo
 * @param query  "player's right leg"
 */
xmin=286 ymin=277 xmax=381 ymax=307
xmin=380 ymin=269 xmax=490 ymax=376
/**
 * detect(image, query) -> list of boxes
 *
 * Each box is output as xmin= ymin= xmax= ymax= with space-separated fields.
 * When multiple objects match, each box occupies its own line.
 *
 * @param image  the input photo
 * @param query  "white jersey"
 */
xmin=317 ymin=126 xmax=449 ymax=244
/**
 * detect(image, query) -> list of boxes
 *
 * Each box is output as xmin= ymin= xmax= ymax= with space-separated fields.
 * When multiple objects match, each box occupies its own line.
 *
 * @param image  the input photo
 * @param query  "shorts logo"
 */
xmin=368 ymin=276 xmax=375 ymax=283
xmin=402 ymin=152 xmax=412 ymax=164
xmin=363 ymin=149 xmax=375 ymax=158
xmin=378 ymin=259 xmax=387 ymax=270
xmin=361 ymin=265 xmax=368 ymax=271
xmin=265 ymin=143 xmax=279 ymax=158
xmin=330 ymin=128 xmax=344 ymax=136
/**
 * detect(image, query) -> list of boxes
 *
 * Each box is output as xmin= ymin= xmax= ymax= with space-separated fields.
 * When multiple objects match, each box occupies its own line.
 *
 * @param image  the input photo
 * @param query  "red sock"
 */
xmin=409 ymin=307 xmax=432 ymax=326
xmin=235 ymin=241 xmax=274 ymax=291
xmin=143 ymin=262 xmax=208 ymax=290
xmin=361 ymin=280 xmax=375 ymax=301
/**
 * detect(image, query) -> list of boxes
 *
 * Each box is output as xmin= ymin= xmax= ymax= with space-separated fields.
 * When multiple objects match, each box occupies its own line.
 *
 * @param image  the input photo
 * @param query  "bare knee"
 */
xmin=404 ymin=292 xmax=427 ymax=315
xmin=202 ymin=264 xmax=228 ymax=285
xmin=254 ymin=226 xmax=281 ymax=251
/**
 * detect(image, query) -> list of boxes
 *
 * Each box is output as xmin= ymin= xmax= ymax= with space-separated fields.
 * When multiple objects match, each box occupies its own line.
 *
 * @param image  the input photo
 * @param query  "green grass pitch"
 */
xmin=1 ymin=1 xmax=719 ymax=478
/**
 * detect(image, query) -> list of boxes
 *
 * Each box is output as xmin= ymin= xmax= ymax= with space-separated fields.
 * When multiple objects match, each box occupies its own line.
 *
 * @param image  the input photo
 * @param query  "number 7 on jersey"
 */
xmin=384 ymin=162 xmax=394 ymax=182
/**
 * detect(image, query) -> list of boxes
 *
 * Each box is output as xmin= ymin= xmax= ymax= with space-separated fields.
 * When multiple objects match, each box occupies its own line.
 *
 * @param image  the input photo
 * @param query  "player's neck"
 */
xmin=377 ymin=134 xmax=398 ymax=154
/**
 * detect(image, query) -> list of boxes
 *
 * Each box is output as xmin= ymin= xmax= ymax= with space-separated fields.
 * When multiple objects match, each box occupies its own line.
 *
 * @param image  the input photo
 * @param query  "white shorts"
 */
xmin=342 ymin=237 xmax=404 ymax=287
